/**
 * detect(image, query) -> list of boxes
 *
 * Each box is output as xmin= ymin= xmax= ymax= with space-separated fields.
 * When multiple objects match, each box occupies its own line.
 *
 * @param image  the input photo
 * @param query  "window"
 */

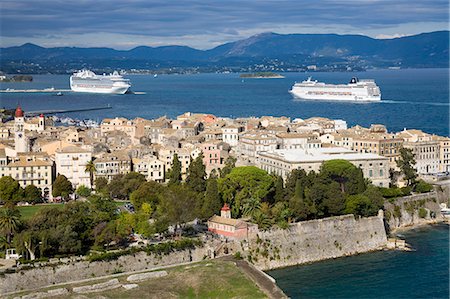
xmin=369 ymin=170 xmax=373 ymax=177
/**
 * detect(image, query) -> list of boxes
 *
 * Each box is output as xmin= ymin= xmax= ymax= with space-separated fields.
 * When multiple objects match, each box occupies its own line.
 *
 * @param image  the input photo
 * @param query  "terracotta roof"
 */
xmin=208 ymin=215 xmax=248 ymax=228
xmin=15 ymin=106 xmax=24 ymax=117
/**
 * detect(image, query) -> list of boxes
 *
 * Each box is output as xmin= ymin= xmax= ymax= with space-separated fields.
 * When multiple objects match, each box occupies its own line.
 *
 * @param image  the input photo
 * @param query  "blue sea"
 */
xmin=0 ymin=68 xmax=448 ymax=136
xmin=268 ymin=224 xmax=449 ymax=299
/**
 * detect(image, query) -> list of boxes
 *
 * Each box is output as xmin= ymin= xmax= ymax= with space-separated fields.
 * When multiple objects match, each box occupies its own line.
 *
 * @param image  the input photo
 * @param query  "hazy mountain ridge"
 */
xmin=1 ymin=31 xmax=448 ymax=73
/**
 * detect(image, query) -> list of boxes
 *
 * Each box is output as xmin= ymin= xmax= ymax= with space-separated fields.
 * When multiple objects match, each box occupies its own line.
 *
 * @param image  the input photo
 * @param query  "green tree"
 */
xmin=76 ymin=185 xmax=91 ymax=197
xmin=157 ymin=185 xmax=199 ymax=234
xmin=201 ymin=178 xmax=222 ymax=219
xmin=344 ymin=194 xmax=380 ymax=217
xmin=168 ymin=153 xmax=182 ymax=185
xmin=414 ymin=180 xmax=433 ymax=193
xmin=320 ymin=160 xmax=365 ymax=194
xmin=252 ymin=210 xmax=272 ymax=231
xmin=24 ymin=185 xmax=42 ymax=203
xmin=218 ymin=166 xmax=275 ymax=217
xmin=186 ymin=153 xmax=207 ymax=192
xmin=0 ymin=176 xmax=24 ymax=204
xmin=85 ymin=160 xmax=97 ymax=190
xmin=52 ymin=175 xmax=73 ymax=199
xmin=95 ymin=177 xmax=108 ymax=193
xmin=130 ymin=181 xmax=164 ymax=210
xmin=319 ymin=182 xmax=346 ymax=216
xmin=274 ymin=175 xmax=285 ymax=202
xmin=219 ymin=156 xmax=237 ymax=178
xmin=0 ymin=208 xmax=21 ymax=244
xmin=396 ymin=148 xmax=417 ymax=186
xmin=285 ymin=169 xmax=308 ymax=199
xmin=241 ymin=197 xmax=261 ymax=218
xmin=107 ymin=172 xmax=146 ymax=200
xmin=121 ymin=172 xmax=146 ymax=196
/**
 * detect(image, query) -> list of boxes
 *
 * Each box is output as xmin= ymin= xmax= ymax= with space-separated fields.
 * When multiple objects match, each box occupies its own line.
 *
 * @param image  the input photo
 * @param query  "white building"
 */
xmin=257 ymin=147 xmax=390 ymax=187
xmin=221 ymin=125 xmax=243 ymax=147
xmin=237 ymin=131 xmax=278 ymax=162
xmin=276 ymin=133 xmax=321 ymax=150
xmin=396 ymin=129 xmax=440 ymax=175
xmin=55 ymin=146 xmax=92 ymax=189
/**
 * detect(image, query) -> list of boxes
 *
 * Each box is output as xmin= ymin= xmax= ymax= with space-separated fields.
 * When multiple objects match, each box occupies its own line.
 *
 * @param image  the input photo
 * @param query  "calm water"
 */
xmin=268 ymin=224 xmax=449 ymax=299
xmin=0 ymin=68 xmax=448 ymax=136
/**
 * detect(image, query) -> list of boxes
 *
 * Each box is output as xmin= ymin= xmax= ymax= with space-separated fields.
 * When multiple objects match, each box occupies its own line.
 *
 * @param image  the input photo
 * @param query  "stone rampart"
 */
xmin=384 ymin=192 xmax=444 ymax=231
xmin=0 ymin=247 xmax=207 ymax=294
xmin=245 ymin=214 xmax=387 ymax=271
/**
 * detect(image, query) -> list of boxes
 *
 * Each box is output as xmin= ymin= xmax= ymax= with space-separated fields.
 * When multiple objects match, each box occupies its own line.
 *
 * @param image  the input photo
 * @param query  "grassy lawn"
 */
xmin=8 ymin=260 xmax=267 ymax=299
xmin=17 ymin=204 xmax=64 ymax=220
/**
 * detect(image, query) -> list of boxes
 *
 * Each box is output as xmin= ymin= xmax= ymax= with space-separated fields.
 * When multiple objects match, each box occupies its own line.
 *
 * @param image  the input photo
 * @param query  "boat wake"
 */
xmin=381 ymin=100 xmax=449 ymax=106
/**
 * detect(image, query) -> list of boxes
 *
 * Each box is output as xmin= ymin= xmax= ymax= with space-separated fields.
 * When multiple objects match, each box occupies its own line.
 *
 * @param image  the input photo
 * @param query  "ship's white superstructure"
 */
xmin=70 ymin=70 xmax=131 ymax=94
xmin=289 ymin=77 xmax=381 ymax=102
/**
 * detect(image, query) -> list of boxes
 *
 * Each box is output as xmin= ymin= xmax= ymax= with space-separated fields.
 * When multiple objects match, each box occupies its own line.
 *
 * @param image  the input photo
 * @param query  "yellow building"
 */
xmin=0 ymin=150 xmax=53 ymax=198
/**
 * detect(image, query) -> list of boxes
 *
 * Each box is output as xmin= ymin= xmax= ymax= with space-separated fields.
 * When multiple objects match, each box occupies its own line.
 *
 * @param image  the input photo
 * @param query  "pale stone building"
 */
xmin=94 ymin=152 xmax=132 ymax=182
xmin=221 ymin=125 xmax=243 ymax=146
xmin=237 ymin=131 xmax=278 ymax=163
xmin=257 ymin=147 xmax=390 ymax=187
xmin=55 ymin=146 xmax=92 ymax=189
xmin=100 ymin=117 xmax=136 ymax=138
xmin=396 ymin=129 xmax=440 ymax=175
xmin=276 ymin=133 xmax=321 ymax=150
xmin=0 ymin=151 xmax=53 ymax=198
xmin=433 ymin=136 xmax=450 ymax=173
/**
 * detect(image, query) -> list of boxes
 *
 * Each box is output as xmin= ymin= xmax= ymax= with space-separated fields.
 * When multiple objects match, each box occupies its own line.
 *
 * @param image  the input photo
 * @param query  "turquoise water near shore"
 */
xmin=268 ymin=224 xmax=449 ymax=299
xmin=0 ymin=68 xmax=448 ymax=136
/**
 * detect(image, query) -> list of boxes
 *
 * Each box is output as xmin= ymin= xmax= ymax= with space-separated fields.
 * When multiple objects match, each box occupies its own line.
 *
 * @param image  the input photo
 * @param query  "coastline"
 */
xmin=391 ymin=218 xmax=449 ymax=234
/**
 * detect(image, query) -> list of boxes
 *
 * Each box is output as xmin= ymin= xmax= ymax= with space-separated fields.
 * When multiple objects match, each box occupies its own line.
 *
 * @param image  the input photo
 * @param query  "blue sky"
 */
xmin=1 ymin=0 xmax=448 ymax=49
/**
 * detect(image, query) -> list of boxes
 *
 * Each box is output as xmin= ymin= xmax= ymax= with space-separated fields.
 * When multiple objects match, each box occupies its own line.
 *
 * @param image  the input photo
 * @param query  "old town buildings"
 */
xmin=1 ymin=105 xmax=448 ymax=200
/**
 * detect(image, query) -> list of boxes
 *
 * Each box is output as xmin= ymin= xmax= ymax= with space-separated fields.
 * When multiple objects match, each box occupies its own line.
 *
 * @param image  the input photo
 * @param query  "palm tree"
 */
xmin=0 ymin=208 xmax=21 ymax=244
xmin=241 ymin=197 xmax=261 ymax=218
xmin=85 ymin=160 xmax=97 ymax=190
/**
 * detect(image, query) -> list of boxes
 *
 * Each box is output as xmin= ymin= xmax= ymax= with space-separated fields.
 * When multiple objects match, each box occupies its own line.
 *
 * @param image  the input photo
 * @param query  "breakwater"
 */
xmin=245 ymin=213 xmax=387 ymax=271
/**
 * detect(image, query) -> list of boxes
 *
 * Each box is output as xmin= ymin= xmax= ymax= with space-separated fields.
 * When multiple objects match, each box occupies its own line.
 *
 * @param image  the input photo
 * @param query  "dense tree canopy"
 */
xmin=168 ymin=154 xmax=182 ymax=185
xmin=218 ymin=166 xmax=275 ymax=217
xmin=52 ymin=175 xmax=73 ymax=198
xmin=186 ymin=153 xmax=206 ymax=192
xmin=0 ymin=176 xmax=24 ymax=204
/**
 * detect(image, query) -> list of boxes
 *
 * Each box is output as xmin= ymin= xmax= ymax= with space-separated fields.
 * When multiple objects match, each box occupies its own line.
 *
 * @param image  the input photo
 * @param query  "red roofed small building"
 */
xmin=208 ymin=204 xmax=258 ymax=240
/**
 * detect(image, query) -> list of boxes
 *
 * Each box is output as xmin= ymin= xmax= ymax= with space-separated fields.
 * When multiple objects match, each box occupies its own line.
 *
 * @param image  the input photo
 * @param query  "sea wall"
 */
xmin=245 ymin=213 xmax=387 ymax=271
xmin=0 ymin=247 xmax=208 ymax=294
xmin=384 ymin=191 xmax=444 ymax=231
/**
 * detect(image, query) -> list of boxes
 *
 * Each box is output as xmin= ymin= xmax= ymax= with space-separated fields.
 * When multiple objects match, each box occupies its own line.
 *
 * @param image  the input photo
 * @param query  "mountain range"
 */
xmin=1 ymin=31 xmax=448 ymax=73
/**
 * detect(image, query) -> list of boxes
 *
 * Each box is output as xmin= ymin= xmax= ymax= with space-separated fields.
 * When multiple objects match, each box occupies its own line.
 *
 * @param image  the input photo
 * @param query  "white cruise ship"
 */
xmin=289 ymin=77 xmax=381 ymax=102
xmin=70 ymin=70 xmax=131 ymax=94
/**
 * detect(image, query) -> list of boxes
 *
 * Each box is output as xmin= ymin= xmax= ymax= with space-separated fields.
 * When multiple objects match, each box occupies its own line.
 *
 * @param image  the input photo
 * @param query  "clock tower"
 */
xmin=14 ymin=105 xmax=28 ymax=153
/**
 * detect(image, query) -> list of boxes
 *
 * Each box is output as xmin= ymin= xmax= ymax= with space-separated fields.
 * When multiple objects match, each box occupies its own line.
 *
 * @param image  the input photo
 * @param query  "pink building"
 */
xmin=201 ymin=141 xmax=229 ymax=172
xmin=208 ymin=204 xmax=258 ymax=240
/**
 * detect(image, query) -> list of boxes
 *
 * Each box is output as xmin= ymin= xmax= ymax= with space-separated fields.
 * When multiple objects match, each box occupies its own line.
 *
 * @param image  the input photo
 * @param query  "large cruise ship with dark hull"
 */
xmin=290 ymin=77 xmax=381 ymax=102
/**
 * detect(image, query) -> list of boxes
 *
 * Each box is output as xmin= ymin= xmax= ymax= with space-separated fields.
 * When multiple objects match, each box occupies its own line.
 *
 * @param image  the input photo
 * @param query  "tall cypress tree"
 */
xmin=274 ymin=175 xmax=285 ymax=202
xmin=202 ymin=178 xmax=222 ymax=219
xmin=168 ymin=153 xmax=182 ymax=185
xmin=186 ymin=153 xmax=206 ymax=192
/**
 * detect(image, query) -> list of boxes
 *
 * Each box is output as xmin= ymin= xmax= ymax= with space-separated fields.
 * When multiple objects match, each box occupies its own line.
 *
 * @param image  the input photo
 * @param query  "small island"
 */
xmin=0 ymin=74 xmax=33 ymax=82
xmin=239 ymin=72 xmax=284 ymax=79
